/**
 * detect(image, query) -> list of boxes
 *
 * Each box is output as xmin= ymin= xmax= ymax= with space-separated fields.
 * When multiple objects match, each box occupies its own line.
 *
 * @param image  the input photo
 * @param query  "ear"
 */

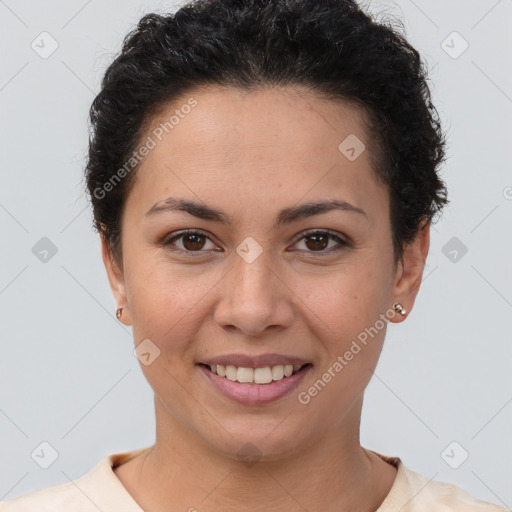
xmin=389 ymin=217 xmax=430 ymax=323
xmin=100 ymin=234 xmax=132 ymax=326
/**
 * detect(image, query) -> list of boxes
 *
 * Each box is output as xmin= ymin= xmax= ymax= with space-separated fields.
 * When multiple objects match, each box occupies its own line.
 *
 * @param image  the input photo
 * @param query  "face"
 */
xmin=102 ymin=86 xmax=428 ymax=461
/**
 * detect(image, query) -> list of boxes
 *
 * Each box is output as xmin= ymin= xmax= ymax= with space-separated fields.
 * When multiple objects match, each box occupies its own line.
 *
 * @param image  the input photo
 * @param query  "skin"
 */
xmin=102 ymin=85 xmax=430 ymax=512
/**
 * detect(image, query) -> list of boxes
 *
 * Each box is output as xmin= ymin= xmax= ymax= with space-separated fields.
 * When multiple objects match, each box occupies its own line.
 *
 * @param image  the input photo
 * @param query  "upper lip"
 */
xmin=199 ymin=353 xmax=312 ymax=368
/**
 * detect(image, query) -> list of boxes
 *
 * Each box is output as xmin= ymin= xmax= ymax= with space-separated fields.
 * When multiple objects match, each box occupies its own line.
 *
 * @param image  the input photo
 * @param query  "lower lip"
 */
xmin=198 ymin=364 xmax=312 ymax=405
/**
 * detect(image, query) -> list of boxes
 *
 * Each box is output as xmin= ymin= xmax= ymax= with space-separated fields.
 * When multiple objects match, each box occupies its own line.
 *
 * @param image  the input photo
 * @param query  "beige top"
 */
xmin=0 ymin=449 xmax=507 ymax=511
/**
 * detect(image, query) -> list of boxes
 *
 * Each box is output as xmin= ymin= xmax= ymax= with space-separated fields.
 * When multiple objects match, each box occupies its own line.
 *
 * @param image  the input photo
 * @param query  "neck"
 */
xmin=116 ymin=395 xmax=395 ymax=512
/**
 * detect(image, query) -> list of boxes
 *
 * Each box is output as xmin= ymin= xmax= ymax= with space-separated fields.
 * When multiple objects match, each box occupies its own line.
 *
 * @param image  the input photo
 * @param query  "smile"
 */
xmin=201 ymin=363 xmax=310 ymax=385
xmin=198 ymin=362 xmax=313 ymax=405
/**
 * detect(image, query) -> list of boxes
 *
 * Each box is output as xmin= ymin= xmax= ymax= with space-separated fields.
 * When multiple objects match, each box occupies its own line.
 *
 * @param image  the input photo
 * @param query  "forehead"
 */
xmin=125 ymin=85 xmax=386 ymax=222
xmin=146 ymin=85 xmax=369 ymax=159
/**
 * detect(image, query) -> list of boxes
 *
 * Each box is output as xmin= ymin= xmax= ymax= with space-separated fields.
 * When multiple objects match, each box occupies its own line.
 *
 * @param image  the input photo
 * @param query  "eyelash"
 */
xmin=162 ymin=229 xmax=350 ymax=256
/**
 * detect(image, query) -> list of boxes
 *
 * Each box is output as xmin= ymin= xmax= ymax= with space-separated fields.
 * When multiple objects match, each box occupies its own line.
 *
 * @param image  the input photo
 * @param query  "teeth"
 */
xmin=207 ymin=363 xmax=306 ymax=384
xmin=272 ymin=365 xmax=284 ymax=380
xmin=237 ymin=367 xmax=254 ymax=383
xmin=225 ymin=365 xmax=237 ymax=381
xmin=253 ymin=367 xmax=272 ymax=384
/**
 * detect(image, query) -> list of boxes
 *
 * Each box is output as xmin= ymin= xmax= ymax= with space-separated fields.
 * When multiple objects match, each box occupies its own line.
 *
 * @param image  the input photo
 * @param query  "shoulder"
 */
xmin=399 ymin=463 xmax=508 ymax=511
xmin=371 ymin=450 xmax=508 ymax=512
xmin=0 ymin=450 xmax=145 ymax=512
xmin=0 ymin=479 xmax=96 ymax=512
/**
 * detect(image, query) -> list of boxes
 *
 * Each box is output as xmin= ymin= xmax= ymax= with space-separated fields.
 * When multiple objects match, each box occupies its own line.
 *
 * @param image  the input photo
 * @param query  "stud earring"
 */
xmin=393 ymin=302 xmax=406 ymax=316
xmin=116 ymin=307 xmax=123 ymax=320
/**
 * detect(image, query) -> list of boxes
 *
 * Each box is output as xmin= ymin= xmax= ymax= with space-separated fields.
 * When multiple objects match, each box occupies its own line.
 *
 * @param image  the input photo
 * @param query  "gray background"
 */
xmin=0 ymin=0 xmax=511 ymax=507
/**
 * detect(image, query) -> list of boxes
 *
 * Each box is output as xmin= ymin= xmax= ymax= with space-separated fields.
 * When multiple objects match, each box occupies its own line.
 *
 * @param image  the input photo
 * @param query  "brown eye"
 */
xmin=293 ymin=230 xmax=349 ymax=253
xmin=304 ymin=233 xmax=329 ymax=251
xmin=164 ymin=230 xmax=216 ymax=253
xmin=181 ymin=233 xmax=206 ymax=251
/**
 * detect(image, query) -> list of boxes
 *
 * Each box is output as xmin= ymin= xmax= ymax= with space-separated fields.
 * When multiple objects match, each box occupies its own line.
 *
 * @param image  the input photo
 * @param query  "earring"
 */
xmin=116 ymin=307 xmax=123 ymax=320
xmin=393 ymin=302 xmax=406 ymax=316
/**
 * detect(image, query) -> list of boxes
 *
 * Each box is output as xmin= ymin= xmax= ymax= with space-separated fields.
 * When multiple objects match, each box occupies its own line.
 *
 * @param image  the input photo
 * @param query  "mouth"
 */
xmin=198 ymin=362 xmax=313 ymax=385
xmin=197 ymin=361 xmax=313 ymax=405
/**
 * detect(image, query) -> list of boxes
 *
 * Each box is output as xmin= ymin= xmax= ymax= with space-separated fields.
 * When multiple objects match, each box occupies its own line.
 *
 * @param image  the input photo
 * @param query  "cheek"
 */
xmin=297 ymin=271 xmax=390 ymax=413
xmin=293 ymin=260 xmax=390 ymax=337
xmin=125 ymin=254 xmax=221 ymax=351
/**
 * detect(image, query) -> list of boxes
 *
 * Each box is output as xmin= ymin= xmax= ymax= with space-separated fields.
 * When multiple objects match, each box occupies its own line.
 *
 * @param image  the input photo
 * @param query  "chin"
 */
xmin=200 ymin=419 xmax=314 ymax=464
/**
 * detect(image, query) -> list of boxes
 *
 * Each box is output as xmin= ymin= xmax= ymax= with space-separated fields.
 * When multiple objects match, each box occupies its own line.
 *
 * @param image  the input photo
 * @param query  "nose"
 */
xmin=213 ymin=249 xmax=294 ymax=336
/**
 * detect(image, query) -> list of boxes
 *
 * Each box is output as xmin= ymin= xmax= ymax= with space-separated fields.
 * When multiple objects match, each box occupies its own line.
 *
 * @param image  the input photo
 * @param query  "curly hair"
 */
xmin=85 ymin=0 xmax=448 ymax=267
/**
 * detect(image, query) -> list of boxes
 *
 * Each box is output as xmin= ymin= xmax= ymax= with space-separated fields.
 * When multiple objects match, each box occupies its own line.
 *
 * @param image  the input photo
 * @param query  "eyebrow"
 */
xmin=145 ymin=197 xmax=367 ymax=227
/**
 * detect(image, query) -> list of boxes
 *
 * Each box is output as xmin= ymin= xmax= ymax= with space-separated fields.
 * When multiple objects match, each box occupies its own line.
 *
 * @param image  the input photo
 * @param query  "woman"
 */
xmin=1 ymin=0 xmax=506 ymax=510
